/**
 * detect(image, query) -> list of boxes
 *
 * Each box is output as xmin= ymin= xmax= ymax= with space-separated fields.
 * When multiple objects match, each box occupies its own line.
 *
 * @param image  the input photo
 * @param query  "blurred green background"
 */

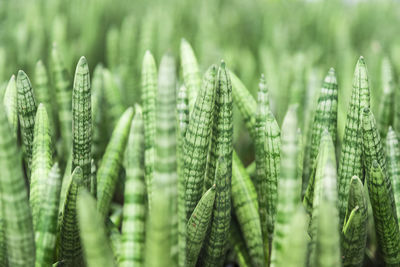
xmin=1 ymin=0 xmax=399 ymax=165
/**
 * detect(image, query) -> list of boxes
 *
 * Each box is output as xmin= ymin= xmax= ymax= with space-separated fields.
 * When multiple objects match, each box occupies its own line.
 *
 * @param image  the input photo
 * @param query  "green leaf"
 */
xmin=72 ymin=56 xmax=92 ymax=189
xmin=386 ymin=127 xmax=400 ymax=227
xmin=3 ymin=75 xmax=18 ymax=137
xmin=378 ymin=58 xmax=394 ymax=139
xmin=77 ymin=190 xmax=116 ymax=267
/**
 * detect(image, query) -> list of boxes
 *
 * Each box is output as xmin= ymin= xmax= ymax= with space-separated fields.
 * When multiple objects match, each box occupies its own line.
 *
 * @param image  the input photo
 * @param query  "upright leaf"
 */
xmin=72 ymin=56 xmax=92 ymax=189
xmin=97 ymin=107 xmax=134 ymax=218
xmin=386 ymin=127 xmax=400 ymax=227
xmin=378 ymin=58 xmax=394 ymax=139
xmin=338 ymin=56 xmax=370 ymax=226
xmin=3 ymin=75 xmax=18 ymax=136
xmin=17 ymin=70 xmax=37 ymax=172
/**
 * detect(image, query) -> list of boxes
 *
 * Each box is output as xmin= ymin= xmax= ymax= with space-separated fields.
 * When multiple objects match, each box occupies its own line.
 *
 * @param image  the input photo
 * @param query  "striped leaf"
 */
xmin=186 ymin=185 xmax=216 ymax=267
xmin=35 ymin=163 xmax=62 ymax=267
xmin=254 ymin=74 xmax=280 ymax=250
xmin=386 ymin=127 xmax=400 ymax=227
xmin=176 ymin=84 xmax=189 ymax=267
xmin=141 ymin=50 xmax=157 ymax=206
xmin=338 ymin=56 xmax=370 ymax=226
xmin=180 ymin=39 xmax=201 ymax=112
xmin=230 ymin=71 xmax=257 ymax=140
xmin=183 ymin=65 xmax=216 ymax=218
xmin=271 ymin=105 xmax=301 ymax=267
xmin=51 ymin=43 xmax=72 ymax=156
xmin=72 ymin=56 xmax=92 ymax=189
xmin=97 ymin=107 xmax=134 ymax=218
xmin=3 ymin=75 xmax=18 ymax=136
xmin=367 ymin=161 xmax=400 ymax=265
xmin=342 ymin=176 xmax=368 ymax=267
xmin=120 ymin=106 xmax=145 ymax=267
xmin=230 ymin=219 xmax=252 ymax=267
xmin=232 ymin=152 xmax=264 ymax=267
xmin=60 ymin=167 xmax=84 ymax=266
xmin=17 ymin=69 xmax=38 ymax=173
xmin=30 ymin=104 xmax=53 ymax=229
xmin=304 ymin=68 xmax=338 ymax=196
xmin=200 ymin=157 xmax=231 ymax=267
xmin=0 ymin=97 xmax=35 ymax=266
xmin=77 ymin=190 xmax=116 ymax=267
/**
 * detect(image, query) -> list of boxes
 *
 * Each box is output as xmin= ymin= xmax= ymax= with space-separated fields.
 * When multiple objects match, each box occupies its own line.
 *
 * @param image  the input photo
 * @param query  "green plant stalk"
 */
xmin=155 ymin=53 xmax=178 ymax=262
xmin=0 ymin=97 xmax=35 ymax=266
xmin=271 ymin=105 xmax=301 ymax=267
xmin=51 ymin=43 xmax=72 ymax=157
xmin=72 ymin=56 xmax=92 ymax=189
xmin=176 ymin=84 xmax=189 ymax=267
xmin=77 ymin=190 xmax=116 ymax=267
xmin=35 ymin=163 xmax=61 ymax=267
xmin=97 ymin=107 xmax=134 ymax=218
xmin=30 ymin=104 xmax=53 ymax=228
xmin=183 ymin=65 xmax=216 ymax=218
xmin=386 ymin=127 xmax=400 ymax=227
xmin=120 ymin=106 xmax=145 ymax=267
xmin=230 ymin=220 xmax=252 ymax=267
xmin=60 ymin=167 xmax=84 ymax=266
xmin=17 ymin=69 xmax=38 ymax=173
xmin=338 ymin=56 xmax=370 ymax=227
xmin=180 ymin=39 xmax=201 ymax=113
xmin=3 ymin=75 xmax=18 ymax=137
xmin=342 ymin=176 xmax=368 ymax=267
xmin=141 ymin=50 xmax=157 ymax=206
xmin=232 ymin=152 xmax=265 ymax=267
xmin=367 ymin=161 xmax=400 ymax=265
xmin=186 ymin=185 xmax=216 ymax=267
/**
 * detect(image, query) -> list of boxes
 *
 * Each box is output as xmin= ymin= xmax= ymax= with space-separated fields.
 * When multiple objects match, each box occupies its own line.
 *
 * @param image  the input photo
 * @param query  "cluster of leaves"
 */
xmin=1 ymin=0 xmax=400 ymax=267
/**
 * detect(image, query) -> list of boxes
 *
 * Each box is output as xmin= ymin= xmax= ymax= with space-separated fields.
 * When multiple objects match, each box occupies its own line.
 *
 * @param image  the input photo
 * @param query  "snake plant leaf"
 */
xmin=17 ymin=69 xmax=38 ymax=173
xmin=0 ymin=197 xmax=6 ymax=267
xmin=120 ymin=105 xmax=145 ymax=267
xmin=59 ymin=153 xmax=72 ymax=214
xmin=338 ymin=56 xmax=371 ymax=227
xmin=230 ymin=220 xmax=252 ymax=267
xmin=77 ymin=190 xmax=116 ymax=267
xmin=60 ymin=166 xmax=84 ymax=266
xmin=378 ymin=58 xmax=394 ymax=139
xmin=3 ymin=75 xmax=18 ymax=136
xmin=0 ymin=98 xmax=35 ymax=266
xmin=362 ymin=107 xmax=397 ymax=219
xmin=51 ymin=43 xmax=72 ymax=156
xmin=367 ymin=160 xmax=400 ymax=265
xmin=254 ymin=74 xmax=280 ymax=249
xmin=230 ymin=71 xmax=257 ymax=140
xmin=30 ymin=104 xmax=53 ymax=229
xmin=315 ymin=175 xmax=341 ymax=267
xmin=180 ymin=38 xmax=201 ymax=112
xmin=72 ymin=56 xmax=92 ymax=189
xmin=34 ymin=60 xmax=56 ymax=133
xmin=176 ymin=84 xmax=189 ymax=267
xmin=186 ymin=185 xmax=216 ymax=267
xmin=386 ymin=127 xmax=400 ymax=227
xmin=107 ymin=219 xmax=122 ymax=263
xmin=141 ymin=50 xmax=157 ymax=206
xmin=157 ymin=53 xmax=178 ymax=261
xmin=145 ymin=188 xmax=172 ymax=267
xmin=271 ymin=105 xmax=301 ymax=267
xmin=275 ymin=206 xmax=308 ymax=267
xmin=97 ymin=107 xmax=134 ymax=218
xmin=342 ymin=176 xmax=368 ymax=267
xmin=303 ymin=130 xmax=337 ymax=266
xmin=91 ymin=64 xmax=106 ymax=164
xmin=232 ymin=152 xmax=265 ymax=267
xmin=35 ymin=163 xmax=62 ymax=267
xmin=304 ymin=68 xmax=338 ymax=196
xmin=200 ymin=156 xmax=231 ymax=267
xmin=183 ymin=65 xmax=216 ymax=218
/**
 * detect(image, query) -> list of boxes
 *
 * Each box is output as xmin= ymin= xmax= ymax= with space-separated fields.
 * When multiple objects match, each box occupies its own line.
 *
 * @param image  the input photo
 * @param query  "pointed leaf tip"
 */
xmin=220 ymin=60 xmax=226 ymax=68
